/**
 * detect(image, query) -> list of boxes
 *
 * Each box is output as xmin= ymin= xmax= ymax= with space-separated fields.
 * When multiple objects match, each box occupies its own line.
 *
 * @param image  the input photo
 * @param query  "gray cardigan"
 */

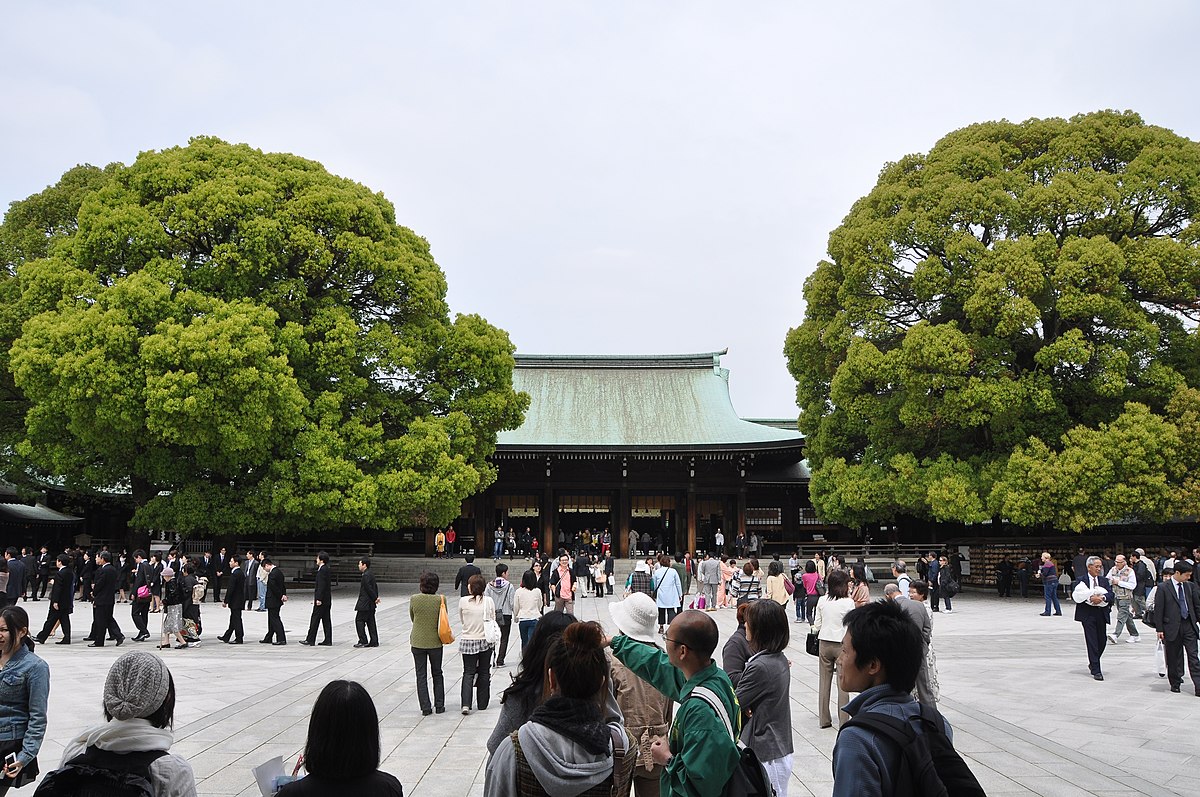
xmin=735 ymin=651 xmax=793 ymax=761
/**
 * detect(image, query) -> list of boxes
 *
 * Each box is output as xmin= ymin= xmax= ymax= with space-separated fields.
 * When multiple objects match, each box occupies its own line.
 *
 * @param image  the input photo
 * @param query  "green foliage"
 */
xmin=2 ymin=137 xmax=528 ymax=533
xmin=785 ymin=111 xmax=1200 ymax=530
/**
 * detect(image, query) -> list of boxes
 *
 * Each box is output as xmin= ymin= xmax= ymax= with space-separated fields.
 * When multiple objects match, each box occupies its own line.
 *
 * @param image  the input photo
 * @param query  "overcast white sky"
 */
xmin=3 ymin=1 xmax=1199 ymax=417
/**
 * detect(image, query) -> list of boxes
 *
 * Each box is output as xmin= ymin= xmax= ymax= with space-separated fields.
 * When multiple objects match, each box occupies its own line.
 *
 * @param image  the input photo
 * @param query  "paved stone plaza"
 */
xmin=26 ymin=581 xmax=1199 ymax=796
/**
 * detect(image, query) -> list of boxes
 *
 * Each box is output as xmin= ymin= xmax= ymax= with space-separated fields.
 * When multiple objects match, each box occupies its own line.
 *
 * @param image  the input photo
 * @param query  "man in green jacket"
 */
xmin=607 ymin=610 xmax=739 ymax=797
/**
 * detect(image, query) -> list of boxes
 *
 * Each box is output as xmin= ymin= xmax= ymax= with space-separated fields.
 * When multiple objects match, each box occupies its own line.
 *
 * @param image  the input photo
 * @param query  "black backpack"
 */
xmin=33 ymin=746 xmax=168 ymax=797
xmin=688 ymin=686 xmax=775 ymax=796
xmin=842 ymin=704 xmax=984 ymax=797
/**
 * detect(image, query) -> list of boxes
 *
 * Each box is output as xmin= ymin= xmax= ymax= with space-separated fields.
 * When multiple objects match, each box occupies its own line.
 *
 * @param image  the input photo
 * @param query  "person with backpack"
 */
xmin=831 ymin=600 xmax=984 ymax=797
xmin=0 ymin=607 xmax=48 ymax=795
xmin=40 ymin=651 xmax=195 ymax=797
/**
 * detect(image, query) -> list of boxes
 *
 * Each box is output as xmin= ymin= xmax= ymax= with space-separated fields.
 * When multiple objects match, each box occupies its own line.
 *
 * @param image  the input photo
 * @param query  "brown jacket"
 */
xmin=608 ymin=644 xmax=673 ymax=783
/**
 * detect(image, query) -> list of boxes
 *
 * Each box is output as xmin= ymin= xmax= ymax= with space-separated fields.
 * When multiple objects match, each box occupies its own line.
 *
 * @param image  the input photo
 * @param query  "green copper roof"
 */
xmin=497 ymin=351 xmax=804 ymax=450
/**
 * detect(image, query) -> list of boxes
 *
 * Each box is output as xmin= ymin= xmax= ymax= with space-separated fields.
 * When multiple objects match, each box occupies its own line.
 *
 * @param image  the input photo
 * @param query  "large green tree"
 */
xmin=1 ymin=137 xmax=528 ymax=533
xmin=785 ymin=110 xmax=1200 ymax=532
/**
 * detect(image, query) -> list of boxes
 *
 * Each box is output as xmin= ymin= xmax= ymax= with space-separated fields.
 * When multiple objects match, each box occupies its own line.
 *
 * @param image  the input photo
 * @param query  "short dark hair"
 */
xmin=303 ymin=680 xmax=380 ymax=779
xmin=419 ymin=571 xmax=440 ymax=594
xmin=468 ymin=574 xmax=487 ymax=596
xmin=97 ymin=550 xmax=112 ymax=564
xmin=1175 ymin=560 xmax=1194 ymax=575
xmin=261 ymin=557 xmax=273 ymax=566
xmin=843 ymin=600 xmax=923 ymax=693
xmin=317 ymin=551 xmax=330 ymax=564
xmin=520 ymin=569 xmax=538 ymax=590
xmin=909 ymin=580 xmax=929 ymax=599
xmin=745 ymin=599 xmax=789 ymax=654
xmin=496 ymin=563 xmax=509 ymax=576
xmin=465 ymin=554 xmax=475 ymax=563
xmin=133 ymin=549 xmax=146 ymax=560
xmin=805 ymin=560 xmax=817 ymax=574
xmin=56 ymin=553 xmax=70 ymax=567
xmin=767 ymin=561 xmax=783 ymax=578
xmin=3 ymin=547 xmax=16 ymax=558
xmin=359 ymin=557 xmax=371 ymax=569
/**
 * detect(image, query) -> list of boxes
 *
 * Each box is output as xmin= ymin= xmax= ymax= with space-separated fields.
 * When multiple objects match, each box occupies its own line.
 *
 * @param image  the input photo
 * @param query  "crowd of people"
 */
xmin=3 ymin=539 xmax=1197 ymax=796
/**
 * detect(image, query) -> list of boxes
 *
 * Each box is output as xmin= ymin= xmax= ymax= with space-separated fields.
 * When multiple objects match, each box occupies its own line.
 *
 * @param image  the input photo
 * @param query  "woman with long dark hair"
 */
xmin=513 ymin=570 xmax=543 ymax=649
xmin=484 ymin=622 xmax=631 ymax=797
xmin=813 ymin=569 xmax=854 ymax=728
xmin=0 ymin=607 xmax=47 ymax=795
xmin=278 ymin=681 xmax=402 ymax=796
xmin=485 ymin=611 xmax=576 ymax=755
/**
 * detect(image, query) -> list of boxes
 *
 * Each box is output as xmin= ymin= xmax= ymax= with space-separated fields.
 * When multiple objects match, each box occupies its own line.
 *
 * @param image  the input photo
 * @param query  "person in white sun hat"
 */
xmin=607 ymin=592 xmax=673 ymax=797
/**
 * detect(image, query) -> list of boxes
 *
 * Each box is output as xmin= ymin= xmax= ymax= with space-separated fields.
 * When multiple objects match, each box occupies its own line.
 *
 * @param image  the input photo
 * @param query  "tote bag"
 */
xmin=438 ymin=595 xmax=455 ymax=644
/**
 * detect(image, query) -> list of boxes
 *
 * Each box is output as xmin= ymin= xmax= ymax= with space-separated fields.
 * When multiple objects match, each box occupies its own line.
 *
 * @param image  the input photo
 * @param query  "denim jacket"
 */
xmin=0 ymin=645 xmax=50 ymax=766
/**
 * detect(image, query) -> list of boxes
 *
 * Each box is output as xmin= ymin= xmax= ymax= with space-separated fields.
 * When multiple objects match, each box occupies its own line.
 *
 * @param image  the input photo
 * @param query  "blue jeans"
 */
xmin=1043 ymin=582 xmax=1061 ymax=614
xmin=257 ymin=579 xmax=267 ymax=610
xmin=519 ymin=619 xmax=538 ymax=649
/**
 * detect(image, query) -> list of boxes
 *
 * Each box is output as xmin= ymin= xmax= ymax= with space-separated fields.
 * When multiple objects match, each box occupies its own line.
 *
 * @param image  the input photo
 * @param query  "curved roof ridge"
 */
xmin=515 ymin=350 xmax=728 ymax=369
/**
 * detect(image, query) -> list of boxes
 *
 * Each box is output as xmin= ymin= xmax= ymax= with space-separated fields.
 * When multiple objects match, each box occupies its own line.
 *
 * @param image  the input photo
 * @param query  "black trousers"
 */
xmin=1165 ymin=624 xmax=1200 ymax=689
xmin=461 ymin=648 xmax=492 ymax=710
xmin=209 ymin=576 xmax=222 ymax=603
xmin=89 ymin=603 xmax=124 ymax=645
xmin=36 ymin=607 xmax=70 ymax=643
xmin=495 ymin=616 xmax=512 ymax=664
xmin=130 ymin=600 xmax=150 ymax=636
xmin=412 ymin=646 xmax=444 ymax=712
xmin=355 ymin=610 xmax=378 ymax=645
xmin=1080 ymin=614 xmax=1107 ymax=675
xmin=264 ymin=606 xmax=285 ymax=642
xmin=224 ymin=607 xmax=244 ymax=642
xmin=306 ymin=603 xmax=332 ymax=643
xmin=32 ymin=572 xmax=49 ymax=599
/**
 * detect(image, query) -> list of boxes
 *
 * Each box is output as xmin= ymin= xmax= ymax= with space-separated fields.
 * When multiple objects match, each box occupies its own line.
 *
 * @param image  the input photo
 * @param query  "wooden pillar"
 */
xmin=618 ymin=486 xmax=630 ymax=559
xmin=473 ymin=493 xmax=487 ymax=557
xmin=687 ymin=486 xmax=697 ymax=554
xmin=542 ymin=482 xmax=554 ymax=556
xmin=736 ymin=489 xmax=747 ymax=542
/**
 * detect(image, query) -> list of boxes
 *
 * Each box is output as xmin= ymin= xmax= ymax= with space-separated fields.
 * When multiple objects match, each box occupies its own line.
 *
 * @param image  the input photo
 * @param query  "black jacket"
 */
xmin=50 ymin=566 xmax=74 ymax=613
xmin=313 ymin=565 xmax=332 ymax=604
xmin=1151 ymin=579 xmax=1200 ymax=642
xmin=4 ymin=558 xmax=25 ymax=601
xmin=455 ymin=563 xmax=481 ymax=597
xmin=266 ymin=567 xmax=287 ymax=608
xmin=91 ymin=563 xmax=118 ymax=607
xmin=355 ymin=569 xmax=379 ymax=612
xmin=224 ymin=565 xmax=246 ymax=608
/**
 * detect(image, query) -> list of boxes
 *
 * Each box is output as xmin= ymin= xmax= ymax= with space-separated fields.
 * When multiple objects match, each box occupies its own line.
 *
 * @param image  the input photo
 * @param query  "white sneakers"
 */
xmin=1127 ymin=636 xmax=1141 ymax=643
xmin=461 ymin=706 xmax=471 ymax=715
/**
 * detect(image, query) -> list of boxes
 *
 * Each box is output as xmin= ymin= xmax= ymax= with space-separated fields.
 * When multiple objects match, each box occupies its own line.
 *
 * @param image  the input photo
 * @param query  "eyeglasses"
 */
xmin=663 ymin=636 xmax=686 ymax=649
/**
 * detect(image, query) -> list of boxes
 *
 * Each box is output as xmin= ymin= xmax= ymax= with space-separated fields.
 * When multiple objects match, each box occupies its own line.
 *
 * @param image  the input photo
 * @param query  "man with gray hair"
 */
xmin=891 ymin=561 xmax=911 ymax=594
xmin=885 ymin=581 xmax=937 ymax=706
xmin=1105 ymin=554 xmax=1140 ymax=644
xmin=1072 ymin=556 xmax=1114 ymax=680
xmin=697 ymin=551 xmax=721 ymax=611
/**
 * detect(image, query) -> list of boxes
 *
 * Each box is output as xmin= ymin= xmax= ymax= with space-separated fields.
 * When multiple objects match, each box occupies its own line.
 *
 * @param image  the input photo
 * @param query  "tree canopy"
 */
xmin=785 ymin=110 xmax=1200 ymax=532
xmin=0 ymin=137 xmax=528 ymax=533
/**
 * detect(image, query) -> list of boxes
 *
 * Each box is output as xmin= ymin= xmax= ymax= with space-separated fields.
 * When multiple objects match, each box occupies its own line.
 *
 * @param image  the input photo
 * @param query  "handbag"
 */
xmin=136 ymin=584 xmax=151 ymax=602
xmin=438 ymin=596 xmax=455 ymax=645
xmin=783 ymin=575 xmax=795 ymax=595
xmin=484 ymin=617 xmax=502 ymax=648
xmin=806 ymin=631 xmax=820 ymax=656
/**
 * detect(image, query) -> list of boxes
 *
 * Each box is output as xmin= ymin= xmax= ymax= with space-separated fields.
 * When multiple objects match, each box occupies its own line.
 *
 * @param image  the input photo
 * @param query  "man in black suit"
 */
xmin=301 ymin=551 xmax=333 ymax=646
xmin=35 ymin=554 xmax=75 ymax=644
xmin=1150 ymin=559 xmax=1200 ymax=694
xmin=244 ymin=549 xmax=259 ymax=611
xmin=196 ymin=552 xmax=214 ymax=601
xmin=21 ymin=547 xmax=37 ymax=600
xmin=212 ymin=546 xmax=227 ymax=603
xmin=260 ymin=558 xmax=288 ymax=645
xmin=129 ymin=550 xmax=153 ymax=641
xmin=354 ymin=557 xmax=380 ymax=648
xmin=454 ymin=555 xmax=481 ymax=598
xmin=220 ymin=554 xmax=246 ymax=644
xmin=4 ymin=548 xmax=25 ymax=608
xmin=1071 ymin=555 xmax=1114 ymax=680
xmin=87 ymin=550 xmax=125 ymax=647
xmin=33 ymin=546 xmax=51 ymax=600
